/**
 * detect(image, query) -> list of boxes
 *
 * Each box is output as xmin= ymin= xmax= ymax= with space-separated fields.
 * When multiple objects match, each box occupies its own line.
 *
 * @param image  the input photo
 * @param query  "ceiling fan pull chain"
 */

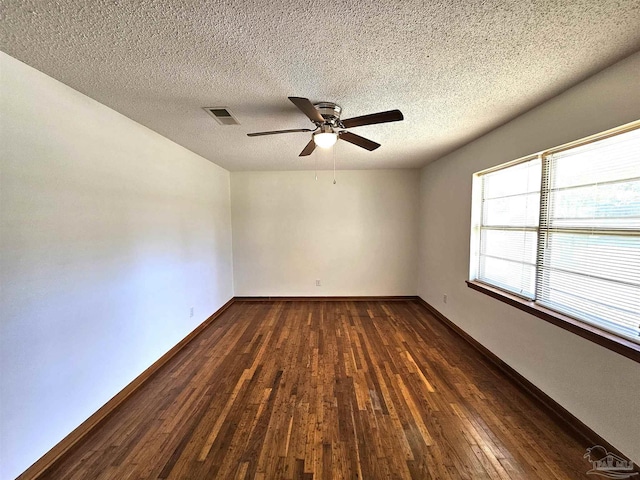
xmin=315 ymin=154 xmax=318 ymax=181
xmin=333 ymin=147 xmax=337 ymax=184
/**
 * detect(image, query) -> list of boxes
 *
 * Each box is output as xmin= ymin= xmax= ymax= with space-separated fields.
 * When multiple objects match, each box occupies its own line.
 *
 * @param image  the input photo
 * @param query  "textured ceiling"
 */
xmin=2 ymin=0 xmax=640 ymax=171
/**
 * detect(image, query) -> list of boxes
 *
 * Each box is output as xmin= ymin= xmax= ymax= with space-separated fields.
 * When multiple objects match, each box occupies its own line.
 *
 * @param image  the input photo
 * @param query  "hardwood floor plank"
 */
xmin=38 ymin=300 xmax=599 ymax=479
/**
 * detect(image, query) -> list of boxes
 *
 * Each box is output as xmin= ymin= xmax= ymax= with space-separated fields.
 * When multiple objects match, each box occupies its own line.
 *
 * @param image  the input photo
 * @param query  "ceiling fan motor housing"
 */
xmin=314 ymin=102 xmax=342 ymax=126
xmin=317 ymin=124 xmax=335 ymax=134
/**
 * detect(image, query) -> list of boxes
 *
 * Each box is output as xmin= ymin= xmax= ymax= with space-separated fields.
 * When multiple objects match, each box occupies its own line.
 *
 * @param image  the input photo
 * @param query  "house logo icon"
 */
xmin=584 ymin=446 xmax=638 ymax=479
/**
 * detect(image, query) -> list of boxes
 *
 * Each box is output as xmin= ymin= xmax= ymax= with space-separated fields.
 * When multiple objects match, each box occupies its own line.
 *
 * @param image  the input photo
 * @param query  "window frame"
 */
xmin=468 ymin=120 xmax=640 ymax=364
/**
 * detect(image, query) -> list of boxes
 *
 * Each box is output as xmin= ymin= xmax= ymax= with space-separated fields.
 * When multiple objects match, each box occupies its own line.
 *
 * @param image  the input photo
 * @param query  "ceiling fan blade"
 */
xmin=341 ymin=109 xmax=403 ymax=129
xmin=299 ymin=139 xmax=316 ymax=156
xmin=247 ymin=128 xmax=316 ymax=137
xmin=289 ymin=97 xmax=325 ymax=123
xmin=339 ymin=131 xmax=380 ymax=151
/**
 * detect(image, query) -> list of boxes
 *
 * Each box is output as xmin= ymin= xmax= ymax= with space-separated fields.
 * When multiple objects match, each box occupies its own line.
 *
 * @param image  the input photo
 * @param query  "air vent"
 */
xmin=203 ymin=107 xmax=240 ymax=125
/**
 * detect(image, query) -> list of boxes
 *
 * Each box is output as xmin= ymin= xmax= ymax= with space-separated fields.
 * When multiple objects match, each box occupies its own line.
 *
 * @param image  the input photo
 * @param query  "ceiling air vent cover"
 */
xmin=203 ymin=107 xmax=240 ymax=125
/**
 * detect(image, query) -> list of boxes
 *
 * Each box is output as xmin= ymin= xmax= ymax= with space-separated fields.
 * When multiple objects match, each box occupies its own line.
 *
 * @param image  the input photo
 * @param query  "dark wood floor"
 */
xmin=42 ymin=300 xmax=593 ymax=479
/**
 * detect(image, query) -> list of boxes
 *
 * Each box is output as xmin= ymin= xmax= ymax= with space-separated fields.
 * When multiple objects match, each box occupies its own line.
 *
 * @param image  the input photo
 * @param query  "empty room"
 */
xmin=1 ymin=1 xmax=639 ymax=479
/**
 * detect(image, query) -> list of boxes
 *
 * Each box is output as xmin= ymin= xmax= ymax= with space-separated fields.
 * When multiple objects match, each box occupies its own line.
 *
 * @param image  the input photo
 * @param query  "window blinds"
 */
xmin=478 ymin=158 xmax=541 ymax=298
xmin=536 ymin=129 xmax=640 ymax=341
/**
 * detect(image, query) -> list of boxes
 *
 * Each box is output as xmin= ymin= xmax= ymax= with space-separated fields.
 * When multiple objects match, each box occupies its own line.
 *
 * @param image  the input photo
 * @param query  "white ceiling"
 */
xmin=3 ymin=0 xmax=640 ymax=171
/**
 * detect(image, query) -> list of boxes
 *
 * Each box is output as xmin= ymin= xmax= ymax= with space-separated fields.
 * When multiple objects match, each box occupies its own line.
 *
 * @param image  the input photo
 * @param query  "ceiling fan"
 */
xmin=247 ymin=97 xmax=404 ymax=156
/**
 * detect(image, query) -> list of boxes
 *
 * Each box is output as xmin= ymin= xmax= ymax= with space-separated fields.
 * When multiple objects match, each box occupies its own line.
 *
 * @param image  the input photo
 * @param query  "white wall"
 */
xmin=417 ymin=52 xmax=640 ymax=462
xmin=0 ymin=53 xmax=234 ymax=479
xmin=232 ymin=169 xmax=419 ymax=296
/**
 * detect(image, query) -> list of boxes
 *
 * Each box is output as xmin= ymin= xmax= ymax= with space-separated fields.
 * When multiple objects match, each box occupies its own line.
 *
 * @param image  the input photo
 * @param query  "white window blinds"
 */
xmin=477 ymin=158 xmax=541 ymax=298
xmin=472 ymin=124 xmax=640 ymax=344
xmin=537 ymin=128 xmax=640 ymax=342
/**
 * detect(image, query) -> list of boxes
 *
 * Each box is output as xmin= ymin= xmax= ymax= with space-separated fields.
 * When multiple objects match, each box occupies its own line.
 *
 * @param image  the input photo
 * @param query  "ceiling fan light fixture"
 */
xmin=313 ymin=132 xmax=338 ymax=148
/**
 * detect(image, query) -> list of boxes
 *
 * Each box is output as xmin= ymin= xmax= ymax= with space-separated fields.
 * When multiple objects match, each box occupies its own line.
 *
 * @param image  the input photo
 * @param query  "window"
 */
xmin=473 ymin=157 xmax=541 ymax=298
xmin=470 ymin=123 xmax=640 ymax=346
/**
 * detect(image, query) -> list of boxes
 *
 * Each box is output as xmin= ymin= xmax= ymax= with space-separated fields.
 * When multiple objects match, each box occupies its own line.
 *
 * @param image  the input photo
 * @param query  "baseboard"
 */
xmin=18 ymin=297 xmax=235 ymax=480
xmin=414 ymin=296 xmax=639 ymax=471
xmin=234 ymin=295 xmax=419 ymax=302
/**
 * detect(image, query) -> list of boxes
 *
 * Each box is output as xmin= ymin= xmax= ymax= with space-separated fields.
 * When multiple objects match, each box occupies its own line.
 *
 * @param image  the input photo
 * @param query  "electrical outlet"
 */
xmin=443 ymin=294 xmax=447 ymax=304
xmin=316 ymin=279 xmax=321 ymax=287
xmin=190 ymin=307 xmax=194 ymax=317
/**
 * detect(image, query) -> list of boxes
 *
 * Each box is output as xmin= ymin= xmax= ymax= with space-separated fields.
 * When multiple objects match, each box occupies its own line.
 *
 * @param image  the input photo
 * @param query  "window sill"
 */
xmin=466 ymin=280 xmax=640 ymax=364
